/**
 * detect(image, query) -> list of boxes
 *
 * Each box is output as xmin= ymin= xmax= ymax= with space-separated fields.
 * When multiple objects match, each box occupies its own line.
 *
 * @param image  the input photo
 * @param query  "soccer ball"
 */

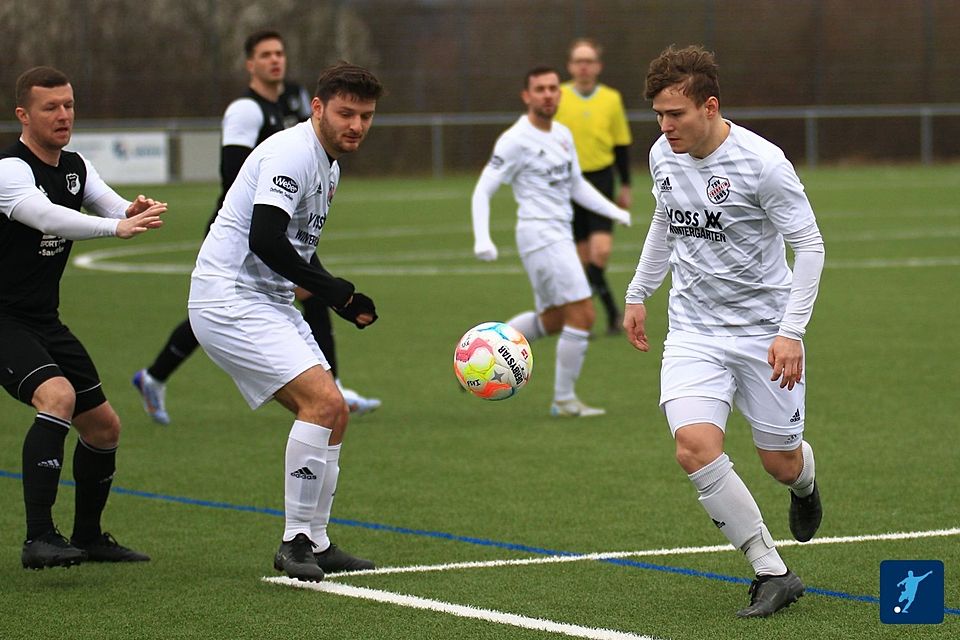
xmin=453 ymin=321 xmax=533 ymax=400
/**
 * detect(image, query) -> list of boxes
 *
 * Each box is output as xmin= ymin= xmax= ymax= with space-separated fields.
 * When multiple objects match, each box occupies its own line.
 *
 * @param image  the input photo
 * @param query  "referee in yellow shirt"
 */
xmin=555 ymin=38 xmax=632 ymax=336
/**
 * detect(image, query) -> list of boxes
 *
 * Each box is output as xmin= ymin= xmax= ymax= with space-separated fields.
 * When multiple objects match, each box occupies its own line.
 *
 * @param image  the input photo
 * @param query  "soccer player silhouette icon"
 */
xmin=897 ymin=570 xmax=933 ymax=613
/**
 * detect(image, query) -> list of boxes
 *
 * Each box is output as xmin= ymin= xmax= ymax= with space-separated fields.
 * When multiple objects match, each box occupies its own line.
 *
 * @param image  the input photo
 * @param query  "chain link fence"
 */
xmin=2 ymin=0 xmax=959 ymax=173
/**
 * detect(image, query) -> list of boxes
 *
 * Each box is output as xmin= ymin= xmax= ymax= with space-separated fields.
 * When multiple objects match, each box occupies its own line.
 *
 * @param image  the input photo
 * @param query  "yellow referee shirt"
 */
xmin=556 ymin=83 xmax=632 ymax=173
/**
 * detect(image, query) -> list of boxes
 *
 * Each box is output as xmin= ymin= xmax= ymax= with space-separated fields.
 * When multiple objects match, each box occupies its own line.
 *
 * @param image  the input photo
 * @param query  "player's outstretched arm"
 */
xmin=125 ymin=194 xmax=168 ymax=218
xmin=9 ymin=194 xmax=122 ymax=240
xmin=570 ymin=174 xmax=631 ymax=226
xmin=116 ymin=202 xmax=166 ymax=238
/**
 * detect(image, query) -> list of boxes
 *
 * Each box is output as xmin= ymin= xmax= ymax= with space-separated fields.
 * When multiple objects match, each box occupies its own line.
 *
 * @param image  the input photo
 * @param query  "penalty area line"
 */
xmin=262 ymin=577 xmax=659 ymax=640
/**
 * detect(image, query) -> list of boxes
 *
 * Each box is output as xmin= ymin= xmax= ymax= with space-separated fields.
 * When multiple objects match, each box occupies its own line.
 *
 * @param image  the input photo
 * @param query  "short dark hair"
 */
xmin=16 ymin=66 xmax=70 ymax=108
xmin=314 ymin=62 xmax=384 ymax=103
xmin=644 ymin=45 xmax=720 ymax=106
xmin=244 ymin=29 xmax=284 ymax=59
xmin=524 ymin=65 xmax=559 ymax=89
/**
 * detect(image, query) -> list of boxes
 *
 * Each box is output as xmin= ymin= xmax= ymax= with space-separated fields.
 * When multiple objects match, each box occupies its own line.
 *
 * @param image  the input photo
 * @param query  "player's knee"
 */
xmin=99 ymin=415 xmax=122 ymax=449
xmin=593 ymin=247 xmax=612 ymax=266
xmin=760 ymin=451 xmax=802 ymax=484
xmin=298 ymin=397 xmax=343 ymax=430
xmin=77 ymin=406 xmax=122 ymax=448
xmin=331 ymin=405 xmax=349 ymax=444
xmin=674 ymin=431 xmax=722 ymax=473
xmin=31 ymin=377 xmax=76 ymax=419
xmin=565 ymin=300 xmax=595 ymax=330
xmin=583 ymin=305 xmax=596 ymax=327
xmin=675 ymin=445 xmax=703 ymax=473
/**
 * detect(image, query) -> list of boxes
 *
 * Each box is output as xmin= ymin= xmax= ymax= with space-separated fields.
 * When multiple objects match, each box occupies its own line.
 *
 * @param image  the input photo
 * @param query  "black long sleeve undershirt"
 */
xmin=613 ymin=145 xmax=631 ymax=186
xmin=248 ymin=204 xmax=354 ymax=307
xmin=220 ymin=145 xmax=252 ymax=195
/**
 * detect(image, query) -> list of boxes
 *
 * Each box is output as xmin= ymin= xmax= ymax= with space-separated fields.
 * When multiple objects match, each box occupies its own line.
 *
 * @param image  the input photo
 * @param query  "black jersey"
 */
xmin=212 ymin=83 xmax=312 ymax=223
xmin=250 ymin=82 xmax=310 ymax=142
xmin=0 ymin=141 xmax=88 ymax=322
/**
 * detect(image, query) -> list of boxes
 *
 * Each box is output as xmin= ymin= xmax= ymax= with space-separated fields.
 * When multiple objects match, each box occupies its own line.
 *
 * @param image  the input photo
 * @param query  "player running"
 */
xmin=624 ymin=45 xmax=825 ymax=617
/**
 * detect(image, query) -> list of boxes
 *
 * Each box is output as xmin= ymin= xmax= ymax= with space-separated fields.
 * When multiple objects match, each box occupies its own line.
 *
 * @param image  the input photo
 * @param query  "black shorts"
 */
xmin=572 ymin=166 xmax=616 ymax=242
xmin=0 ymin=316 xmax=106 ymax=415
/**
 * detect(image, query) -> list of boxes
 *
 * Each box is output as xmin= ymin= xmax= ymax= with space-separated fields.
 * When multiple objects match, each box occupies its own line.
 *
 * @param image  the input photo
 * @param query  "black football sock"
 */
xmin=301 ymin=296 xmax=338 ymax=378
xmin=22 ymin=413 xmax=70 ymax=539
xmin=71 ymin=438 xmax=117 ymax=543
xmin=147 ymin=318 xmax=199 ymax=382
xmin=586 ymin=262 xmax=619 ymax=326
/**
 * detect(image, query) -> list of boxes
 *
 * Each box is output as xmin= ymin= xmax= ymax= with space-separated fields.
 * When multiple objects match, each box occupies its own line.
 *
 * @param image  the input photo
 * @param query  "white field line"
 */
xmin=261 ymin=527 xmax=958 ymax=640
xmin=295 ymin=526 xmax=960 ymax=579
xmin=72 ymin=239 xmax=960 ymax=276
xmin=261 ymin=579 xmax=660 ymax=640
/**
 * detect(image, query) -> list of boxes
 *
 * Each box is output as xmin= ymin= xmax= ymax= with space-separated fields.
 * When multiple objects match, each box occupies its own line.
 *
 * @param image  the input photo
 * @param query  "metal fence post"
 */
xmin=920 ymin=108 xmax=933 ymax=165
xmin=805 ymin=111 xmax=818 ymax=169
xmin=431 ymin=116 xmax=444 ymax=179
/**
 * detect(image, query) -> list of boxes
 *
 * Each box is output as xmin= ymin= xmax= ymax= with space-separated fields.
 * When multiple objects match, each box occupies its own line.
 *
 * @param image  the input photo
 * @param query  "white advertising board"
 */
xmin=67 ymin=131 xmax=169 ymax=184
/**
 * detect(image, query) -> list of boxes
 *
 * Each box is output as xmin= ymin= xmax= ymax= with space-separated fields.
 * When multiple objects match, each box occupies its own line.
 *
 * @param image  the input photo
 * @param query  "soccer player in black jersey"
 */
xmin=0 ymin=66 xmax=166 ymax=569
xmin=134 ymin=29 xmax=380 ymax=425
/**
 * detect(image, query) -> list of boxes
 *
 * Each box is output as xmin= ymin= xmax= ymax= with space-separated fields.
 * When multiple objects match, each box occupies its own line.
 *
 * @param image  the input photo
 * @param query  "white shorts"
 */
xmin=659 ymin=329 xmax=805 ymax=451
xmin=519 ymin=241 xmax=592 ymax=313
xmin=189 ymin=300 xmax=329 ymax=409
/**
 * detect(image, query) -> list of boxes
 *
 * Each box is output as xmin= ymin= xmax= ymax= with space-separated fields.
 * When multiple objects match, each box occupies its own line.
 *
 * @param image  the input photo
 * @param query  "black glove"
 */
xmin=333 ymin=292 xmax=378 ymax=329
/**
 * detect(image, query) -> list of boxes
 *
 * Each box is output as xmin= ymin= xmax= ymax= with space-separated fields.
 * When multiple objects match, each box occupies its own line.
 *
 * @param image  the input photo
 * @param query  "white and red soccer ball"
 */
xmin=453 ymin=322 xmax=533 ymax=400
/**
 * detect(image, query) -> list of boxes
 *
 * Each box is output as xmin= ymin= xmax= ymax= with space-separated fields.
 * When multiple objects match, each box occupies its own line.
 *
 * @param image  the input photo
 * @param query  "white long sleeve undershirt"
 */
xmin=9 ymin=192 xmax=121 ymax=240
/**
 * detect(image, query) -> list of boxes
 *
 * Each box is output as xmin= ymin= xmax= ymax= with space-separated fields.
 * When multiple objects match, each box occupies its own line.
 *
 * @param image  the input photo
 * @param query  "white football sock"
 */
xmin=506 ymin=311 xmax=546 ymax=341
xmin=554 ymin=326 xmax=590 ymax=402
xmin=310 ymin=443 xmax=341 ymax=552
xmin=689 ymin=453 xmax=787 ymax=576
xmin=283 ymin=420 xmax=331 ymax=542
xmin=789 ymin=440 xmax=816 ymax=497
xmin=742 ymin=528 xmax=788 ymax=576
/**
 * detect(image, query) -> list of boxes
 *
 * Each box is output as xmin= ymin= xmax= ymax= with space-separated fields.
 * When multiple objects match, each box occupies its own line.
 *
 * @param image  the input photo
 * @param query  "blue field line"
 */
xmin=2 ymin=469 xmax=957 ymax=616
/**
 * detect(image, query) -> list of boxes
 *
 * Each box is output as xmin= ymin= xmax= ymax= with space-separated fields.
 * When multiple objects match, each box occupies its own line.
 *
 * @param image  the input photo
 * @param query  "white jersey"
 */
xmin=648 ymin=121 xmax=817 ymax=336
xmin=189 ymin=121 xmax=340 ymax=307
xmin=482 ymin=116 xmax=580 ymax=255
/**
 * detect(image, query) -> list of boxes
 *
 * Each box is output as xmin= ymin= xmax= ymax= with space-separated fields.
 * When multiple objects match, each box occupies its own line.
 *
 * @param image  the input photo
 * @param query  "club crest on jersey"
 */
xmin=272 ymin=175 xmax=299 ymax=194
xmin=706 ymin=175 xmax=730 ymax=204
xmin=65 ymin=173 xmax=80 ymax=195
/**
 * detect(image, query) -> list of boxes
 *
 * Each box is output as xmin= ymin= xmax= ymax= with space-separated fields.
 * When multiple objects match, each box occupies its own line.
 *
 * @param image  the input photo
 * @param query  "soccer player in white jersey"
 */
xmin=133 ymin=30 xmax=380 ymax=426
xmin=623 ymin=46 xmax=825 ymax=617
xmin=188 ymin=63 xmax=382 ymax=582
xmin=472 ymin=66 xmax=631 ymax=417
